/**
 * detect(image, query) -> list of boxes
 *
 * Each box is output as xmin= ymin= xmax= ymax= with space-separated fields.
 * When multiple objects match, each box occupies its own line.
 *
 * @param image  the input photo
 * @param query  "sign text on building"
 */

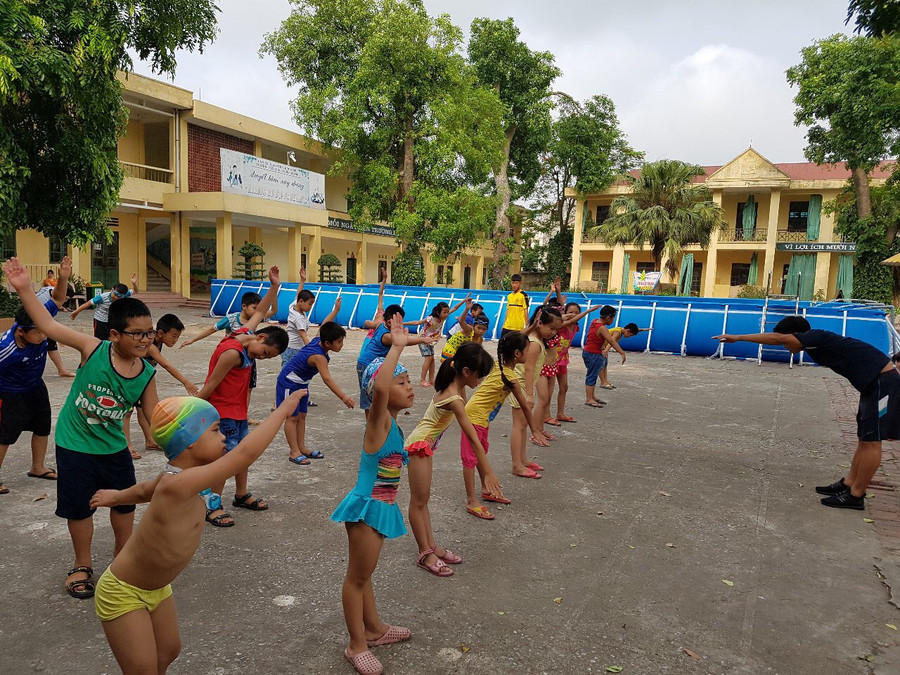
xmin=633 ymin=270 xmax=662 ymax=292
xmin=220 ymin=149 xmax=325 ymax=209
xmin=327 ymin=217 xmax=395 ymax=238
xmin=775 ymin=242 xmax=856 ymax=252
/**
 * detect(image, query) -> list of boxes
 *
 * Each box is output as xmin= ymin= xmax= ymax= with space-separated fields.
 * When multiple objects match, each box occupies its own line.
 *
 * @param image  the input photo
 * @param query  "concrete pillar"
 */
xmin=357 ymin=236 xmax=367 ymax=284
xmin=474 ymin=255 xmax=485 ymax=290
xmin=702 ymin=191 xmax=723 ymax=297
xmin=814 ymin=252 xmax=831 ymax=297
xmin=762 ymin=191 xmax=782 ymax=293
xmin=287 ymin=225 xmax=302 ymax=282
xmin=570 ymin=197 xmax=585 ymax=290
xmin=216 ymin=214 xmax=233 ymax=280
xmin=169 ymin=216 xmax=182 ymax=295
xmin=248 ymin=226 xmax=262 ymax=246
xmin=307 ymin=227 xmax=322 ymax=282
xmin=180 ymin=219 xmax=192 ymax=299
xmin=136 ymin=216 xmax=147 ymax=291
xmin=610 ymin=247 xmax=625 ymax=294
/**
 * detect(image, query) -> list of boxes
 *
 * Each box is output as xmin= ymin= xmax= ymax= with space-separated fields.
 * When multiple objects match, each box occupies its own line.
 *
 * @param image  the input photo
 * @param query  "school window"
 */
xmin=636 ymin=262 xmax=655 ymax=274
xmin=437 ymin=264 xmax=444 ymax=283
xmin=0 ymin=233 xmax=15 ymax=259
xmin=691 ymin=262 xmax=702 ymax=295
xmin=787 ymin=201 xmax=809 ymax=232
xmin=482 ymin=266 xmax=487 ymax=286
xmin=730 ymin=263 xmax=751 ymax=286
xmin=735 ymin=202 xmax=757 ymax=234
xmin=463 ymin=265 xmax=472 ymax=289
xmin=49 ymin=236 xmax=67 ymax=263
xmin=591 ymin=261 xmax=610 ymax=290
xmin=301 ymin=254 xmax=307 ymax=271
xmin=595 ymin=205 xmax=611 ymax=227
xmin=378 ymin=259 xmax=388 ymax=281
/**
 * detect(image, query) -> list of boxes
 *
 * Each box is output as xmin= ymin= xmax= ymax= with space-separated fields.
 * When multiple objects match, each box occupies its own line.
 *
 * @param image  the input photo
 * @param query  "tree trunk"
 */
xmin=491 ymin=126 xmax=517 ymax=288
xmin=893 ymin=267 xmax=900 ymax=309
xmin=851 ymin=166 xmax=872 ymax=220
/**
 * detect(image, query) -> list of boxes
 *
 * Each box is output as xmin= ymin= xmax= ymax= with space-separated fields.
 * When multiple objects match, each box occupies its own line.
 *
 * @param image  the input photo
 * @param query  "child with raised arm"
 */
xmin=582 ymin=305 xmax=626 ymax=408
xmin=440 ymin=299 xmax=489 ymax=363
xmin=283 ymin=267 xmax=315 ymax=364
xmin=410 ymin=297 xmax=468 ymax=388
xmin=4 ymin=257 xmax=158 ymax=601
xmin=361 ymin=267 xmax=389 ymax=342
xmin=70 ymin=273 xmax=139 ymax=340
xmin=331 ymin=314 xmax=414 ymax=675
xmin=599 ymin=322 xmax=650 ymax=389
xmin=448 ymin=302 xmax=485 ymax=336
xmin=196 ymin=267 xmax=287 ymax=526
xmin=356 ymin=304 xmax=438 ymax=417
xmin=277 ymin=299 xmax=355 ymax=465
xmin=546 ymin=301 xmax=602 ymax=424
xmin=0 ymin=256 xmax=73 ymax=494
xmin=406 ymin=342 xmax=500 ymax=575
xmin=715 ymin=316 xmax=899 ymax=511
xmin=89 ymin=391 xmax=305 ymax=674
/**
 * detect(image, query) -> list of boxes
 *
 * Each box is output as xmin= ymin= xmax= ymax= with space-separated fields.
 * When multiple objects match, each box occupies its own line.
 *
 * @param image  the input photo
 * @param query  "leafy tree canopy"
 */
xmin=262 ymin=0 xmax=504 ymax=265
xmin=594 ymin=160 xmax=724 ymax=277
xmin=0 ymin=1 xmax=219 ymax=246
xmin=846 ymin=0 xmax=900 ymax=36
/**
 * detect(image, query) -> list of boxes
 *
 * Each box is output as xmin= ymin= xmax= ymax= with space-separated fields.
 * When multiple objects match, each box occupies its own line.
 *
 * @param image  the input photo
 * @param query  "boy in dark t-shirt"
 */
xmin=715 ymin=315 xmax=899 ymax=510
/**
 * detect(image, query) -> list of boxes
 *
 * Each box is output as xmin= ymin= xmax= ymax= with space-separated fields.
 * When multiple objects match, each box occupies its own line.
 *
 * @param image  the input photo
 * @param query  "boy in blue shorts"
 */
xmin=278 ymin=303 xmax=355 ymax=465
xmin=356 ymin=304 xmax=438 ymax=417
xmin=4 ymin=256 xmax=159 ymax=600
xmin=0 ymin=256 xmax=72 ymax=494
xmin=70 ymin=273 xmax=138 ymax=340
xmin=196 ymin=267 xmax=287 ymax=526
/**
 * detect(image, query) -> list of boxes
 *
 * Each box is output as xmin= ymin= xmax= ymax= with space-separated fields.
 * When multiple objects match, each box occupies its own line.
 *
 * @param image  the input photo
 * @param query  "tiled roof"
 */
xmin=624 ymin=160 xmax=895 ymax=185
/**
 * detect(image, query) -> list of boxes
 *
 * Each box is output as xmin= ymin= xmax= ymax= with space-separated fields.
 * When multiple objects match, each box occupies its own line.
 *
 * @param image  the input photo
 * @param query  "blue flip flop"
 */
xmin=288 ymin=455 xmax=311 ymax=465
xmin=306 ymin=450 xmax=325 ymax=459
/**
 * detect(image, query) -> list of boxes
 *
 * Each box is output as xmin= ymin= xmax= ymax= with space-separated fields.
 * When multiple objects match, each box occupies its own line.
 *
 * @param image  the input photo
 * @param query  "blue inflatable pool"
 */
xmin=208 ymin=280 xmax=899 ymax=364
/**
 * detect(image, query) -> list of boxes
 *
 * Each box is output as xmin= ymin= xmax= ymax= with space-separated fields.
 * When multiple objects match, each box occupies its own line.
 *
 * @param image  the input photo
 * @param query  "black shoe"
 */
xmin=815 ymin=479 xmax=848 ymax=495
xmin=820 ymin=492 xmax=865 ymax=510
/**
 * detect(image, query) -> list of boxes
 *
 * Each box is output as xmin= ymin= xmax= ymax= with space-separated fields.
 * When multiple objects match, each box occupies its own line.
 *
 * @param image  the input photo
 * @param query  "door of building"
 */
xmin=463 ymin=266 xmax=471 ymax=289
xmin=91 ymin=232 xmax=120 ymax=289
xmin=346 ymin=257 xmax=357 ymax=284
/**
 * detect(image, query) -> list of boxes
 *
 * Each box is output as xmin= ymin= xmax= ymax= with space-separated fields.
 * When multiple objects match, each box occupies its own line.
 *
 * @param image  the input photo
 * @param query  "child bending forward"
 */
xmin=90 ymin=392 xmax=305 ymax=674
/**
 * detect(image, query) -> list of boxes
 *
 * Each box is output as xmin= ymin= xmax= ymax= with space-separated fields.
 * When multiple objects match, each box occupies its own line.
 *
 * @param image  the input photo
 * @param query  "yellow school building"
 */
xmin=569 ymin=148 xmax=892 ymax=299
xmin=13 ymin=72 xmax=516 ymax=297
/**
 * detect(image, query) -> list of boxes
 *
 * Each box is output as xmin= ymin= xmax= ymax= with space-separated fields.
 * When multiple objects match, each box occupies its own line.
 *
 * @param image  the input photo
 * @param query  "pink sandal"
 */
xmin=528 ymin=460 xmax=545 ymax=472
xmin=367 ymin=625 xmax=411 ymax=647
xmin=416 ymin=548 xmax=454 ymax=577
xmin=345 ymin=648 xmax=383 ymax=675
xmin=438 ymin=548 xmax=463 ymax=564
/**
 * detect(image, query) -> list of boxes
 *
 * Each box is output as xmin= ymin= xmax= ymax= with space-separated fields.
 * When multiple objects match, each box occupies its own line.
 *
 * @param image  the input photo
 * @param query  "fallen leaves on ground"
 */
xmin=553 ymin=597 xmax=562 ymax=604
xmin=665 ymin=543 xmax=676 ymax=548
xmin=886 ymin=623 xmax=897 ymax=630
xmin=658 ymin=490 xmax=671 ymax=497
xmin=863 ymin=518 xmax=875 ymax=523
xmin=606 ymin=667 xmax=623 ymax=673
xmin=683 ymin=648 xmax=701 ymax=660
xmin=33 ymin=494 xmax=47 ymax=502
xmin=460 ymin=643 xmax=470 ymax=653
xmin=722 ymin=579 xmax=734 ymax=587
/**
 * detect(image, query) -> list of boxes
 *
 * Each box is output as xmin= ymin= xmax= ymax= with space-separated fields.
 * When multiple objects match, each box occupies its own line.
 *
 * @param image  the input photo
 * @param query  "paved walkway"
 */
xmin=0 ymin=317 xmax=898 ymax=674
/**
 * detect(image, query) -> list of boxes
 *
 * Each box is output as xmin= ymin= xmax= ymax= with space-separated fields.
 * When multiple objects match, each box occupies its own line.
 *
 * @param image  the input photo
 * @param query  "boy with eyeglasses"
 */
xmin=70 ymin=274 xmax=139 ymax=340
xmin=3 ymin=257 xmax=159 ymax=600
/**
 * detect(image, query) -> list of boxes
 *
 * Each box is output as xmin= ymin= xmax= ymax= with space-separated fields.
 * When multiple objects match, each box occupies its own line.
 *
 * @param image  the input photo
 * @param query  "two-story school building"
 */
xmin=11 ymin=72 xmax=517 ymax=297
xmin=569 ymin=148 xmax=893 ymax=300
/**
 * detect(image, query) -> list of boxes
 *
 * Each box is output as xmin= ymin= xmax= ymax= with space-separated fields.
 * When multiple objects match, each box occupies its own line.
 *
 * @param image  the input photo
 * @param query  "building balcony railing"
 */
xmin=120 ymin=161 xmax=174 ymax=184
xmin=718 ymin=228 xmax=768 ymax=243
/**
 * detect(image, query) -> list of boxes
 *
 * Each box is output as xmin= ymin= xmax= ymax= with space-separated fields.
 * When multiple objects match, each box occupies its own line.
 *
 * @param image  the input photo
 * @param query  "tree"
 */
xmin=262 ymin=0 xmax=504 ymax=268
xmin=536 ymin=96 xmax=643 ymax=235
xmin=592 ymin=160 xmax=725 ymax=278
xmin=234 ymin=241 xmax=266 ymax=280
xmin=786 ymin=35 xmax=900 ymax=221
xmin=0 ymin=0 xmax=218 ymax=246
xmin=467 ymin=18 xmax=559 ymax=288
xmin=317 ymin=253 xmax=343 ymax=283
xmin=846 ymin=0 xmax=900 ymax=35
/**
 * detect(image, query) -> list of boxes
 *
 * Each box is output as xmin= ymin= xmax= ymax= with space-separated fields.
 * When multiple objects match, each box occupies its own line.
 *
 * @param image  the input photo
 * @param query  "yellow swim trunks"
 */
xmin=95 ymin=567 xmax=173 ymax=622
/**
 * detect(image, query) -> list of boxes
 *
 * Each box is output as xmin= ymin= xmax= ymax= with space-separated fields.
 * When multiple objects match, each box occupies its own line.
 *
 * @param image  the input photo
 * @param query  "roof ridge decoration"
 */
xmin=706 ymin=147 xmax=791 ymax=189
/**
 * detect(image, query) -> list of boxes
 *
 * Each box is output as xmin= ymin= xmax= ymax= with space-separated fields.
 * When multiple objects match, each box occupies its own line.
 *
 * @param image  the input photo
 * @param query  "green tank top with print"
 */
xmin=55 ymin=341 xmax=155 ymax=455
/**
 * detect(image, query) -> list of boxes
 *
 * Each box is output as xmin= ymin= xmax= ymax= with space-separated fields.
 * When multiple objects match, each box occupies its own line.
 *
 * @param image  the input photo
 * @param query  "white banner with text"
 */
xmin=220 ymin=148 xmax=325 ymax=209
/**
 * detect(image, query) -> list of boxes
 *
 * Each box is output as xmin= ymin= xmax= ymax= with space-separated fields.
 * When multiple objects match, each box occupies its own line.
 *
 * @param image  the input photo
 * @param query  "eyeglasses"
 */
xmin=120 ymin=330 xmax=155 ymax=341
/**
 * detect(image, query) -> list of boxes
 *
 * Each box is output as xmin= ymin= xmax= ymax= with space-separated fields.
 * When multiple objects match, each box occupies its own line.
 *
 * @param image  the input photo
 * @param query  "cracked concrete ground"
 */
xmin=1 ymin=312 xmax=898 ymax=674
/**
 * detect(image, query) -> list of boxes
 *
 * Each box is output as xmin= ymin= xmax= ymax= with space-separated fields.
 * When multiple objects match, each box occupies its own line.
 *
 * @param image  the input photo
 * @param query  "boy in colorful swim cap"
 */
xmin=88 ymin=391 xmax=305 ymax=674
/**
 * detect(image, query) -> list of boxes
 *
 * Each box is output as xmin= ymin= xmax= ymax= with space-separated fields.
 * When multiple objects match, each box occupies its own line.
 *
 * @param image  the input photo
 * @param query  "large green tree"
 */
xmin=592 ymin=160 xmax=724 ymax=278
xmin=262 ymin=0 xmax=504 ymax=276
xmin=787 ymin=35 xmax=900 ymax=221
xmin=846 ymin=0 xmax=900 ymax=35
xmin=467 ymin=17 xmax=559 ymax=287
xmin=0 ymin=0 xmax=218 ymax=246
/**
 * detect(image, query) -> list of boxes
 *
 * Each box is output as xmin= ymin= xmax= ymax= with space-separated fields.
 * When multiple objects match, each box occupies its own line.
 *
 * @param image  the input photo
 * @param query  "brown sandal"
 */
xmin=65 ymin=566 xmax=94 ymax=599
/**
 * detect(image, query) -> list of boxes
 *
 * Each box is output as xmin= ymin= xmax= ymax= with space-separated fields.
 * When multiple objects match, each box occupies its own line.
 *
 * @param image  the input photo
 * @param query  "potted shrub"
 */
xmin=317 ymin=253 xmax=343 ymax=283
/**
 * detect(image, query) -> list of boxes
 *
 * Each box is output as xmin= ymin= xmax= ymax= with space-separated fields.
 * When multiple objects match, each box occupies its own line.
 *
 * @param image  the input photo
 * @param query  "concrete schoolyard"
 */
xmin=1 ymin=313 xmax=898 ymax=674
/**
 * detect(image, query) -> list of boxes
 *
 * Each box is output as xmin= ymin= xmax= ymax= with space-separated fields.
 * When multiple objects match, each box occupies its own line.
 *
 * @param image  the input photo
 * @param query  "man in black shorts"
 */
xmin=715 ymin=315 xmax=899 ymax=510
xmin=0 ymin=259 xmax=72 ymax=493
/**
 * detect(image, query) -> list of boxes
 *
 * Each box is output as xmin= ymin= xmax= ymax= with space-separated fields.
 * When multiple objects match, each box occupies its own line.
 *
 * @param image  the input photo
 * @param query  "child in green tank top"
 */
xmin=4 ymin=257 xmax=160 ymax=601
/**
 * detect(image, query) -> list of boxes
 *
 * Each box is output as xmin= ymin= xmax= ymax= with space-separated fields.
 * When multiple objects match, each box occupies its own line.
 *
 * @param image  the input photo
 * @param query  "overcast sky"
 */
xmin=131 ymin=0 xmax=854 ymax=165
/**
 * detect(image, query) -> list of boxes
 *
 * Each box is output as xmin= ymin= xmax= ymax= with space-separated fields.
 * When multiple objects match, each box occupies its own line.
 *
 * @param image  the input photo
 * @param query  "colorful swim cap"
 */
xmin=361 ymin=357 xmax=408 ymax=397
xmin=151 ymin=397 xmax=220 ymax=461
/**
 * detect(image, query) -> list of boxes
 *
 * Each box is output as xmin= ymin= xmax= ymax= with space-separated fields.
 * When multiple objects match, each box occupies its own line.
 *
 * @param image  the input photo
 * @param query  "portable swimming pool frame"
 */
xmin=208 ymin=280 xmax=900 ymax=365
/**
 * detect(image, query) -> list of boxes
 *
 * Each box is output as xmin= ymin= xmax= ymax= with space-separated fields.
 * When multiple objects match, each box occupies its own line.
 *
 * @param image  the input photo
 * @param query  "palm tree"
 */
xmin=591 ymin=159 xmax=725 ymax=278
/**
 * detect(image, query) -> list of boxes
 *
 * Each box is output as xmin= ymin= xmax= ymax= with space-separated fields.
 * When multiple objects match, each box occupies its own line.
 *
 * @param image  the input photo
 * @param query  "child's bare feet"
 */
xmin=419 ymin=381 xmax=431 ymax=388
xmin=129 ymin=447 xmax=141 ymax=460
xmin=57 ymin=370 xmax=75 ymax=378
